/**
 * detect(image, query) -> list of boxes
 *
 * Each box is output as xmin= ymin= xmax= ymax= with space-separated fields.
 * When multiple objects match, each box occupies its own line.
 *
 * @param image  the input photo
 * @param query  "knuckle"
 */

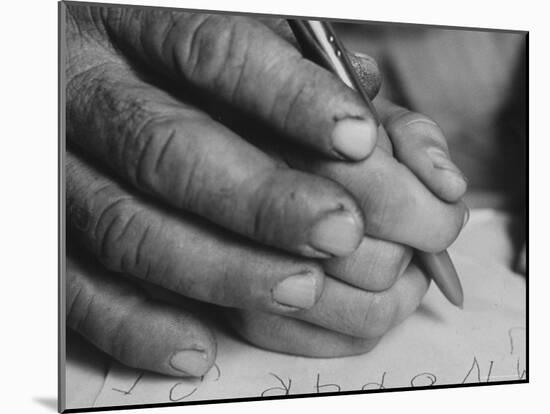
xmin=181 ymin=14 xmax=224 ymax=76
xmin=129 ymin=116 xmax=212 ymax=214
xmin=275 ymin=60 xmax=317 ymax=132
xmin=71 ymin=70 xmax=158 ymax=174
xmin=181 ymin=14 xmax=249 ymax=92
xmin=66 ymin=272 xmax=95 ymax=333
xmin=357 ymin=294 xmax=395 ymax=339
xmin=93 ymin=195 xmax=143 ymax=271
xmin=131 ymin=116 xmax=179 ymax=192
xmin=247 ymin=168 xmax=283 ymax=243
xmin=365 ymin=243 xmax=410 ymax=291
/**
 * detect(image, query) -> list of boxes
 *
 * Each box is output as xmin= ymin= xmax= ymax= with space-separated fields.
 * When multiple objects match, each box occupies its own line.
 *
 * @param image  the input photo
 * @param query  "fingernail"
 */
xmin=332 ymin=118 xmax=378 ymax=160
xmin=169 ymin=349 xmax=209 ymax=377
xmin=272 ymin=273 xmax=317 ymax=309
xmin=428 ymin=148 xmax=466 ymax=182
xmin=309 ymin=211 xmax=362 ymax=256
xmin=462 ymin=207 xmax=470 ymax=229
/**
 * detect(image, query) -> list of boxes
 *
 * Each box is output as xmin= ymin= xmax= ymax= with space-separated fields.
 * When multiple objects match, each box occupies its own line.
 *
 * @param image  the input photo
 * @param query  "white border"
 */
xmin=2 ymin=0 xmax=545 ymax=413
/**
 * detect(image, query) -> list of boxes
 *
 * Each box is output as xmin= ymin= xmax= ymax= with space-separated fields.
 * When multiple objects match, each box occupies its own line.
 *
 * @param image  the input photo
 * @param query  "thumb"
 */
xmin=348 ymin=51 xmax=382 ymax=100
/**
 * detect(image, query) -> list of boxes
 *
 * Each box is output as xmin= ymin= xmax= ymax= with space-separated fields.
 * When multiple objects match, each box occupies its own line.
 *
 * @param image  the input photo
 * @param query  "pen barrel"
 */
xmin=417 ymin=250 xmax=464 ymax=308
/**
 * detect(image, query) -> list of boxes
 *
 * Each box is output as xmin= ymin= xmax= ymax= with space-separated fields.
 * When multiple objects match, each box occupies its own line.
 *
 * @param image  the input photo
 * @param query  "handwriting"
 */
xmin=261 ymin=373 xmax=292 ymax=397
xmin=167 ymin=362 xmax=221 ymax=402
xmin=486 ymin=361 xmax=494 ymax=382
xmin=508 ymin=327 xmax=526 ymax=354
xmin=462 ymin=356 xmax=502 ymax=383
xmin=104 ymin=326 xmax=526 ymax=403
xmin=462 ymin=357 xmax=481 ymax=383
xmin=210 ymin=363 xmax=221 ymax=382
xmin=169 ymin=383 xmax=198 ymax=402
xmin=410 ymin=372 xmax=437 ymax=387
xmin=516 ymin=358 xmax=526 ymax=380
xmin=362 ymin=372 xmax=386 ymax=390
xmin=112 ymin=372 xmax=143 ymax=395
xmin=315 ymin=373 xmax=341 ymax=393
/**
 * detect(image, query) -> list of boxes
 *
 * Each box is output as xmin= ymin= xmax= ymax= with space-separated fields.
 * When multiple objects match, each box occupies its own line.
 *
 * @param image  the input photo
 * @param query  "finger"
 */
xmin=67 ymin=151 xmax=325 ymax=313
xmin=323 ymin=236 xmax=413 ymax=291
xmin=68 ymin=66 xmax=364 ymax=258
xmin=258 ymin=18 xmax=382 ymax=99
xmin=66 ymin=251 xmax=216 ymax=377
xmin=226 ymin=309 xmax=380 ymax=357
xmin=287 ymin=142 xmax=468 ymax=253
xmin=293 ymin=263 xmax=430 ymax=339
xmin=348 ymin=52 xmax=382 ymax=100
xmin=98 ymin=7 xmax=379 ymax=160
xmin=376 ymin=97 xmax=468 ymax=202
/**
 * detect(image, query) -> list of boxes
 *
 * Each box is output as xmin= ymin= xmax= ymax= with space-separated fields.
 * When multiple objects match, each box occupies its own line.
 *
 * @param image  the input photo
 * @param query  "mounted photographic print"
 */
xmin=59 ymin=0 xmax=528 ymax=411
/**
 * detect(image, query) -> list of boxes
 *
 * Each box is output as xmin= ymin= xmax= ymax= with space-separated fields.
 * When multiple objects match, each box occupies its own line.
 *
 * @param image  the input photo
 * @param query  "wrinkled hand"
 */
xmin=65 ymin=4 xmax=468 ymax=377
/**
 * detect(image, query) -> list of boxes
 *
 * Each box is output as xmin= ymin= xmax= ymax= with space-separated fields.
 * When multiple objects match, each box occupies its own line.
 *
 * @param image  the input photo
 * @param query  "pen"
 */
xmin=288 ymin=19 xmax=464 ymax=308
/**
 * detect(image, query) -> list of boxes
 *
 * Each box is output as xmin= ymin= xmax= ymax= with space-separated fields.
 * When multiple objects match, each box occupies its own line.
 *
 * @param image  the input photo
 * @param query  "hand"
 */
xmin=65 ymin=4 xmax=468 ymax=375
xmin=226 ymin=96 xmax=470 ymax=356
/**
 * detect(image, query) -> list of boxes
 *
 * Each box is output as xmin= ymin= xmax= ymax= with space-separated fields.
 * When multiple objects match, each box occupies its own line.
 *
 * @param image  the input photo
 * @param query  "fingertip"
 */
xmin=422 ymin=201 xmax=469 ymax=253
xmin=331 ymin=117 xmax=378 ymax=161
xmin=348 ymin=51 xmax=382 ymax=99
xmin=384 ymin=108 xmax=467 ymax=202
xmin=135 ymin=303 xmax=218 ymax=378
xmin=425 ymin=147 xmax=468 ymax=202
xmin=168 ymin=347 xmax=215 ymax=377
xmin=432 ymin=167 xmax=469 ymax=202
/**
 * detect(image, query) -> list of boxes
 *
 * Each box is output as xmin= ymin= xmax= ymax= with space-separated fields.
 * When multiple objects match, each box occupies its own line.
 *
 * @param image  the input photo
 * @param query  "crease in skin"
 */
xmin=99 ymin=8 xmax=376 ymax=154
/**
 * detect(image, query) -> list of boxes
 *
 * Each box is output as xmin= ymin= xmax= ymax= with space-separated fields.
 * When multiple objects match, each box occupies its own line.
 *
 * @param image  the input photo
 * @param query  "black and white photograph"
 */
xmin=59 ymin=1 xmax=527 ymax=411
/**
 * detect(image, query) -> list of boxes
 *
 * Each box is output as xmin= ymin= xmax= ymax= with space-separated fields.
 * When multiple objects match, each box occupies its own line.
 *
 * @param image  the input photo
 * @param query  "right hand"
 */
xmin=65 ymin=4 xmax=468 ymax=376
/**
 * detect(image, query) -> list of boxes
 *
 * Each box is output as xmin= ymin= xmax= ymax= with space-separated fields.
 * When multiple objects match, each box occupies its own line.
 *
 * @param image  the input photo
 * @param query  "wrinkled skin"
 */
xmin=65 ymin=4 xmax=467 ymax=377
